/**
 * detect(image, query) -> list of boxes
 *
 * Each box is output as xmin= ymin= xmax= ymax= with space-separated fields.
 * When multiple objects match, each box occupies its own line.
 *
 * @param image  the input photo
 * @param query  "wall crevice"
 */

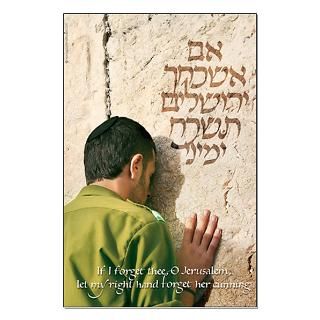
xmin=102 ymin=14 xmax=112 ymax=118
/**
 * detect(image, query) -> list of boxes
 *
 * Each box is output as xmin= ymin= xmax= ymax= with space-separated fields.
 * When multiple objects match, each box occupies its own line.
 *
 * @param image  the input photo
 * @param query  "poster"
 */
xmin=64 ymin=13 xmax=256 ymax=307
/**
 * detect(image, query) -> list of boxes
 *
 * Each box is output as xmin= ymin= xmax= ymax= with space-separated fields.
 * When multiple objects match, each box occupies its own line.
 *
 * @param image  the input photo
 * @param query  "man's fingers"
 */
xmin=200 ymin=214 xmax=218 ymax=250
xmin=207 ymin=228 xmax=222 ymax=257
xmin=183 ymin=213 xmax=197 ymax=244
xmin=193 ymin=210 xmax=211 ymax=246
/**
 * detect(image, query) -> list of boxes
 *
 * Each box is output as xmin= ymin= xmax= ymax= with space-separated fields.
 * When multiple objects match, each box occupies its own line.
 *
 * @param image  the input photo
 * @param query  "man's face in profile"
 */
xmin=129 ymin=150 xmax=156 ymax=205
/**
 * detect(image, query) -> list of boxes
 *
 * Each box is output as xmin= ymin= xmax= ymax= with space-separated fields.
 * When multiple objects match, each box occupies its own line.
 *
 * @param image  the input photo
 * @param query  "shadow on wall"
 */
xmin=146 ymin=136 xmax=185 ymax=223
xmin=146 ymin=136 xmax=214 ymax=307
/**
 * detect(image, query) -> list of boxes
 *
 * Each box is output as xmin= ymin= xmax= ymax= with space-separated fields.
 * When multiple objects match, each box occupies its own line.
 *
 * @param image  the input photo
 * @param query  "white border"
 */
xmin=1 ymin=0 xmax=319 ymax=319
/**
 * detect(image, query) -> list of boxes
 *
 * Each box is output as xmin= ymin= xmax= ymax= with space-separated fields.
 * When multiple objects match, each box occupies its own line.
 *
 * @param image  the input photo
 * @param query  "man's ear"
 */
xmin=129 ymin=154 xmax=144 ymax=180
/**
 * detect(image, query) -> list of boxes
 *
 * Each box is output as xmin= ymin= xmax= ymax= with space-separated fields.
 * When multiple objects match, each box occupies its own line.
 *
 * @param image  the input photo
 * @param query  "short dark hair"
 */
xmin=84 ymin=117 xmax=156 ymax=185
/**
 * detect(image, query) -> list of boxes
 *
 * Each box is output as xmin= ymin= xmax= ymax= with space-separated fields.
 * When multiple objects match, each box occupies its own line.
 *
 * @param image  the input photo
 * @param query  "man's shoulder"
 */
xmin=64 ymin=191 xmax=165 ymax=226
xmin=126 ymin=200 xmax=165 ymax=223
xmin=110 ymin=199 xmax=166 ymax=227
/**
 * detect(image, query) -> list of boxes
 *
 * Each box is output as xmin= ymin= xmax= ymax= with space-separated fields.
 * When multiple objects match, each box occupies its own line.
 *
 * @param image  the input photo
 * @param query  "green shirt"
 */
xmin=64 ymin=185 xmax=184 ymax=307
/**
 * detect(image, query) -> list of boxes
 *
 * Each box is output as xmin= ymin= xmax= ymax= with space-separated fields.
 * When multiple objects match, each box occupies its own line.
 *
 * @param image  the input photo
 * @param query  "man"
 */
xmin=64 ymin=116 xmax=222 ymax=307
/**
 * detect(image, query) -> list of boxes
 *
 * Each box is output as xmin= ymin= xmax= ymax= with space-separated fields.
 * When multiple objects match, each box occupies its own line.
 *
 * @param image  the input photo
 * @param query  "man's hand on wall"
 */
xmin=177 ymin=210 xmax=222 ymax=293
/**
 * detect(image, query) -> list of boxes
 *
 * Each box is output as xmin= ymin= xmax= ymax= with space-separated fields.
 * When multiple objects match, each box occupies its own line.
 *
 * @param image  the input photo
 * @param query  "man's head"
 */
xmin=84 ymin=117 xmax=156 ymax=204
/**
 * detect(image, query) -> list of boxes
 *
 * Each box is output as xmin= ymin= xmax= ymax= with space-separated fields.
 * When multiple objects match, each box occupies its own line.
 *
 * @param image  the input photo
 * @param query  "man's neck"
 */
xmin=91 ymin=178 xmax=129 ymax=201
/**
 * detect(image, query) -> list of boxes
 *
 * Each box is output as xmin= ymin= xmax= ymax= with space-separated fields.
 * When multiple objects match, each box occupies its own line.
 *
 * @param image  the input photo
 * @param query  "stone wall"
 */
xmin=64 ymin=14 xmax=106 ymax=203
xmin=64 ymin=13 xmax=256 ymax=307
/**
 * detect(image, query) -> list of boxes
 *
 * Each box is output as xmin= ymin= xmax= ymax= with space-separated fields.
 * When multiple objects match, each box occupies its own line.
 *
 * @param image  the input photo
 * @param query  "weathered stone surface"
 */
xmin=64 ymin=14 xmax=256 ymax=307
xmin=64 ymin=14 xmax=106 ymax=204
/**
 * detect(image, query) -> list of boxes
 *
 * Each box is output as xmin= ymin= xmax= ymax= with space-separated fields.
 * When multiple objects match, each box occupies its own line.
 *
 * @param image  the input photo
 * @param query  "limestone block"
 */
xmin=64 ymin=14 xmax=106 ymax=204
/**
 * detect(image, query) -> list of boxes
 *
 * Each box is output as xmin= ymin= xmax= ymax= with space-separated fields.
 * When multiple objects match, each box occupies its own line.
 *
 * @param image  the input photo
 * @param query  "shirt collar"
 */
xmin=78 ymin=184 xmax=124 ymax=201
